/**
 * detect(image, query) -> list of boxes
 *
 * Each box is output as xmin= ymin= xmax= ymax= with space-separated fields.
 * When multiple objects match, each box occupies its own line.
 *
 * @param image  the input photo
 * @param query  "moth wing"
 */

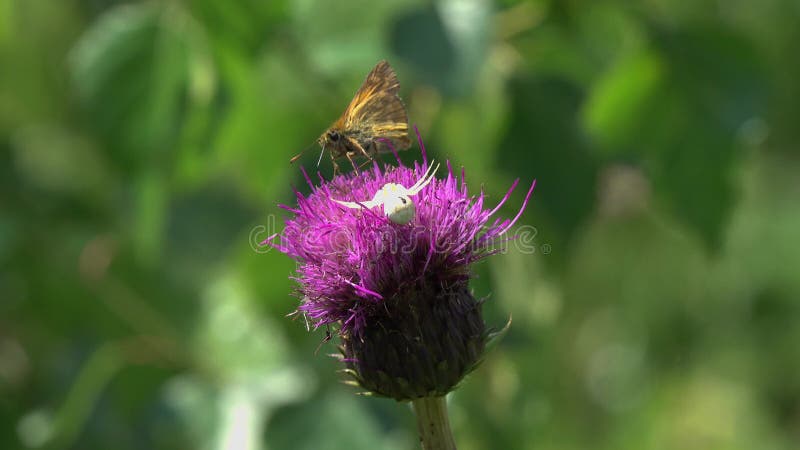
xmin=342 ymin=61 xmax=411 ymax=150
xmin=344 ymin=61 xmax=401 ymax=119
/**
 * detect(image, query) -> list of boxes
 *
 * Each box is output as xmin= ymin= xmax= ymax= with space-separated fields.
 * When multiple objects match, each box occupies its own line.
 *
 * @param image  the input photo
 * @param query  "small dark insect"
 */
xmin=290 ymin=60 xmax=411 ymax=172
xmin=315 ymin=324 xmax=333 ymax=355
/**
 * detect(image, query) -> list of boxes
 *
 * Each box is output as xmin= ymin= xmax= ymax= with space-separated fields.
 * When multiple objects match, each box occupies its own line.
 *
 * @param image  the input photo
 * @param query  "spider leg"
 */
xmin=409 ymin=160 xmax=436 ymax=192
xmin=333 ymin=199 xmax=361 ymax=208
xmin=408 ymin=161 xmax=440 ymax=195
xmin=334 ymin=199 xmax=382 ymax=209
xmin=415 ymin=162 xmax=439 ymax=193
xmin=333 ymin=188 xmax=383 ymax=209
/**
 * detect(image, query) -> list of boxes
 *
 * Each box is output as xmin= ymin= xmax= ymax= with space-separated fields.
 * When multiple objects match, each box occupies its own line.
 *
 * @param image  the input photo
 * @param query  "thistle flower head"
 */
xmin=271 ymin=142 xmax=535 ymax=400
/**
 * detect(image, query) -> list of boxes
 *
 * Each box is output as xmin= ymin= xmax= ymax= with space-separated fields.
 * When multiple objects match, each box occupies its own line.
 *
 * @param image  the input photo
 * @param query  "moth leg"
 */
xmin=345 ymin=152 xmax=359 ymax=175
xmin=356 ymin=139 xmax=379 ymax=171
xmin=347 ymin=137 xmax=374 ymax=161
xmin=329 ymin=151 xmax=341 ymax=175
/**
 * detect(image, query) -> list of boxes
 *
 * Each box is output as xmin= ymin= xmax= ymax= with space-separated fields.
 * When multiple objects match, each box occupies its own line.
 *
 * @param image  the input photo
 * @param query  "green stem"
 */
xmin=412 ymin=396 xmax=457 ymax=450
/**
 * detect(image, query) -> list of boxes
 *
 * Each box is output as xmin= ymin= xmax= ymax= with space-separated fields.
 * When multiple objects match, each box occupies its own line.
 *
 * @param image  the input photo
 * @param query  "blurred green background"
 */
xmin=2 ymin=0 xmax=799 ymax=449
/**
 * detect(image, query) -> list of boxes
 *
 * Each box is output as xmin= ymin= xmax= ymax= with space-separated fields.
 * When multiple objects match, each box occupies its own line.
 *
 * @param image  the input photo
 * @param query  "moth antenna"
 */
xmin=290 ymin=141 xmax=317 ymax=164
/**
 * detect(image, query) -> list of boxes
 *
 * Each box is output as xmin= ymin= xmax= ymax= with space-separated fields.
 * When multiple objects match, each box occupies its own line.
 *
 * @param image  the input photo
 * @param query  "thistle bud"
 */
xmin=341 ymin=282 xmax=485 ymax=400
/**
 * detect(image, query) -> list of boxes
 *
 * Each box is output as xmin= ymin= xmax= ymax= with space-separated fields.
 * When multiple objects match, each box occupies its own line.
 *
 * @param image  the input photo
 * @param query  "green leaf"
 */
xmin=582 ymin=51 xmax=664 ymax=152
xmin=499 ymin=76 xmax=599 ymax=249
xmin=69 ymin=3 xmax=191 ymax=170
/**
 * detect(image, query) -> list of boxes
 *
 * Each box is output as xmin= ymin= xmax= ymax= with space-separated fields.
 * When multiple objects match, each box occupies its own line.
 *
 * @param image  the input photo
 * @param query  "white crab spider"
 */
xmin=333 ymin=162 xmax=440 ymax=224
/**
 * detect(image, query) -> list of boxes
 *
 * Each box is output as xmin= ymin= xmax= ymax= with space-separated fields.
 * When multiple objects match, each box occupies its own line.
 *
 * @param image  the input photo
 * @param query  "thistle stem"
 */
xmin=412 ymin=396 xmax=457 ymax=450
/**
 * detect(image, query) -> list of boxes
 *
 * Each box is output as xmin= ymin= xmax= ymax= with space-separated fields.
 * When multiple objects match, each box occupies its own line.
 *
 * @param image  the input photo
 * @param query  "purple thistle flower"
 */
xmin=270 ymin=138 xmax=535 ymax=400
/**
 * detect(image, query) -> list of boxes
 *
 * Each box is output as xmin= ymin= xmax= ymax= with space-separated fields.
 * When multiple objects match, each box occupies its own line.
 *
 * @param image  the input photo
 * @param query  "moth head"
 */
xmin=318 ymin=129 xmax=341 ymax=149
xmin=325 ymin=129 xmax=342 ymax=144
